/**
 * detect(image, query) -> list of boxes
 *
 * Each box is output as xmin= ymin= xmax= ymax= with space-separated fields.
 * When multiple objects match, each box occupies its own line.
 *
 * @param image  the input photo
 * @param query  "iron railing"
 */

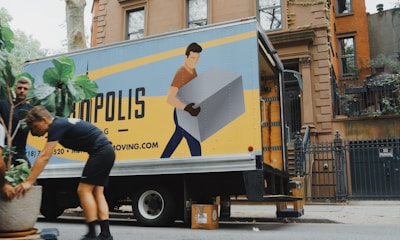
xmin=333 ymin=74 xmax=400 ymax=117
xmin=293 ymin=131 xmax=400 ymax=202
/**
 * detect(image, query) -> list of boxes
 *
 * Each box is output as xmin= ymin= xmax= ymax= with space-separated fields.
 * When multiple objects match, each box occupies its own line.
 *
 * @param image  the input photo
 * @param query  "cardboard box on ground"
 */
xmin=191 ymin=204 xmax=219 ymax=229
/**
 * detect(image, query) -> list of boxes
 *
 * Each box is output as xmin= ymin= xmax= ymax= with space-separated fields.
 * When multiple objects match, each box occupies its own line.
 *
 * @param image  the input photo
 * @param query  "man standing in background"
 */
xmin=0 ymin=76 xmax=33 ymax=167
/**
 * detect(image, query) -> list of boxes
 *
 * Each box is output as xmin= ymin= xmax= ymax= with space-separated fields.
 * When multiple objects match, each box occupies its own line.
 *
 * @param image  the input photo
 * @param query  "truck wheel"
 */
xmin=40 ymin=205 xmax=65 ymax=219
xmin=40 ymin=190 xmax=65 ymax=219
xmin=132 ymin=186 xmax=176 ymax=226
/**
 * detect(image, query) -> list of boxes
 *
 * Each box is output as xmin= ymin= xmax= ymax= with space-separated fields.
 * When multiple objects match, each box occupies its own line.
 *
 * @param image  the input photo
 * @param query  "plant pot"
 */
xmin=0 ymin=185 xmax=42 ymax=233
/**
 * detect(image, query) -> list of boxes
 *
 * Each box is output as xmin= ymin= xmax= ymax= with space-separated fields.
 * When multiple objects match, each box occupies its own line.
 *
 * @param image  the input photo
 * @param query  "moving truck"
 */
xmin=23 ymin=18 xmax=303 ymax=227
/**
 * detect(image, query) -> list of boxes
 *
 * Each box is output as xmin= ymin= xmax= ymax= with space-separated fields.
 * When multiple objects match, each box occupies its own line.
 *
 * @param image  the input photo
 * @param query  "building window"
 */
xmin=337 ymin=0 xmax=352 ymax=14
xmin=258 ymin=0 xmax=282 ymax=31
xmin=339 ymin=37 xmax=356 ymax=76
xmin=127 ymin=8 xmax=144 ymax=40
xmin=187 ymin=0 xmax=207 ymax=28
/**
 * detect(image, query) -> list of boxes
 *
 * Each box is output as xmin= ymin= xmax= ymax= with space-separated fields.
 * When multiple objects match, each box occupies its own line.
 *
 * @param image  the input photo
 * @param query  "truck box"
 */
xmin=23 ymin=18 xmax=298 ymax=227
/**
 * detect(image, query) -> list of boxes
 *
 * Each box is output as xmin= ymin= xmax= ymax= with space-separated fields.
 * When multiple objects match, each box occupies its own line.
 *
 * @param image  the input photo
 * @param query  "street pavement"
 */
xmin=28 ymin=201 xmax=399 ymax=240
xmin=230 ymin=200 xmax=400 ymax=224
xmin=61 ymin=200 xmax=400 ymax=225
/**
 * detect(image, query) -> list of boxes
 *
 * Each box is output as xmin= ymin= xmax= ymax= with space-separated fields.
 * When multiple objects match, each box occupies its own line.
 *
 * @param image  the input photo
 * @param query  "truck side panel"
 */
xmin=24 ymin=21 xmax=264 ymax=165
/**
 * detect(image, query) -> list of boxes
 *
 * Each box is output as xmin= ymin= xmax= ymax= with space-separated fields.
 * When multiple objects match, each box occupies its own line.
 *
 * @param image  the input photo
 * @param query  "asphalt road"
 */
xmin=34 ymin=218 xmax=399 ymax=240
xmin=28 ymin=201 xmax=400 ymax=239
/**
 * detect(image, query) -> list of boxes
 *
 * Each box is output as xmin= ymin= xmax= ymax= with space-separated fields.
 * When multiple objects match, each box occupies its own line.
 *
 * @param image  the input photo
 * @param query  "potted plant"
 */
xmin=0 ymin=23 xmax=98 ymax=235
xmin=0 ymin=159 xmax=42 ymax=234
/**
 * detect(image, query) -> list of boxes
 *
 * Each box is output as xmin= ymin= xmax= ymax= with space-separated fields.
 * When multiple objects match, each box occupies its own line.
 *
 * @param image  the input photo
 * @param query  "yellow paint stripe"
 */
xmin=88 ymin=31 xmax=256 ymax=80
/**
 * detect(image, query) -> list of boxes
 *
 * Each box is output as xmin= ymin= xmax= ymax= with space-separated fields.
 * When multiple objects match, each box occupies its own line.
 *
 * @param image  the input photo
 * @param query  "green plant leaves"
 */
xmin=0 ymin=24 xmax=16 ymax=100
xmin=43 ymin=57 xmax=74 ymax=86
xmin=5 ymin=159 xmax=31 ymax=187
xmin=71 ymin=74 xmax=98 ymax=100
xmin=31 ymin=56 xmax=98 ymax=117
xmin=0 ymin=26 xmax=14 ymax=52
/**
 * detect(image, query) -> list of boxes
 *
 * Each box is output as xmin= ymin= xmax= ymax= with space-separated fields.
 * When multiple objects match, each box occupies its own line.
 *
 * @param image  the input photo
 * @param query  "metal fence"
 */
xmin=333 ymin=74 xmax=400 ymax=117
xmin=293 ymin=131 xmax=400 ymax=202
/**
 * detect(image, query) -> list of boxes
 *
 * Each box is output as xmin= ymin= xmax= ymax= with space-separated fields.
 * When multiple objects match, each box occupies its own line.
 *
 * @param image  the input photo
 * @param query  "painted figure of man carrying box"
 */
xmin=160 ymin=42 xmax=203 ymax=158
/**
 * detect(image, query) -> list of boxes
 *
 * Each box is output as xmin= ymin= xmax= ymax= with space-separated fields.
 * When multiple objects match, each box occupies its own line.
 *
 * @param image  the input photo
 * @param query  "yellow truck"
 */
xmin=24 ymin=18 xmax=302 ymax=227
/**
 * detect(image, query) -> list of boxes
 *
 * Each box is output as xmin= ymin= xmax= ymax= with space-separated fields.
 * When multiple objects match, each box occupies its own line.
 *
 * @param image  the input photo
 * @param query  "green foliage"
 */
xmin=0 ymin=8 xmax=12 ymax=28
xmin=9 ymin=30 xmax=47 ymax=74
xmin=369 ymin=54 xmax=400 ymax=74
xmin=1 ymin=145 xmax=15 ymax=168
xmin=0 ymin=25 xmax=15 ymax=101
xmin=380 ymin=97 xmax=399 ymax=115
xmin=4 ymin=159 xmax=30 ymax=187
xmin=287 ymin=1 xmax=325 ymax=6
xmin=30 ymin=56 xmax=98 ymax=117
xmin=0 ymin=25 xmax=14 ymax=52
xmin=339 ymin=73 xmax=400 ymax=117
xmin=0 ymin=24 xmax=36 ymax=106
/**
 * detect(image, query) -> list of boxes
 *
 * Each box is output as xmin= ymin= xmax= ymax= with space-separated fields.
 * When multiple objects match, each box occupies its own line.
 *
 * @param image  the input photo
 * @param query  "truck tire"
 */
xmin=40 ymin=195 xmax=65 ymax=219
xmin=40 ymin=205 xmax=65 ymax=219
xmin=132 ymin=186 xmax=176 ymax=226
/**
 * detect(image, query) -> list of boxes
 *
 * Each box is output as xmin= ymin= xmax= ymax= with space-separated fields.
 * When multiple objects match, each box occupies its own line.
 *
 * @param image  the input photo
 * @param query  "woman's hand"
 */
xmin=14 ymin=181 xmax=33 ymax=197
xmin=1 ymin=183 xmax=15 ymax=201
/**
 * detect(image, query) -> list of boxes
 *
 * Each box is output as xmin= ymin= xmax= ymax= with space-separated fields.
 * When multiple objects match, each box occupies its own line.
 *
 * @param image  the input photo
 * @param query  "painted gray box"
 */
xmin=176 ymin=67 xmax=245 ymax=142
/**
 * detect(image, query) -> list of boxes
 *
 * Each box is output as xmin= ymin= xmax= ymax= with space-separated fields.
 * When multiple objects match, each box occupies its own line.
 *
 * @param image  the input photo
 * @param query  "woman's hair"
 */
xmin=25 ymin=106 xmax=52 ymax=127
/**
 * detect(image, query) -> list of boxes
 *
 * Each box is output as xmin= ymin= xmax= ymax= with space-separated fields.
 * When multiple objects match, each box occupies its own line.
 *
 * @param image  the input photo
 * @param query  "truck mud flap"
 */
xmin=242 ymin=170 xmax=265 ymax=201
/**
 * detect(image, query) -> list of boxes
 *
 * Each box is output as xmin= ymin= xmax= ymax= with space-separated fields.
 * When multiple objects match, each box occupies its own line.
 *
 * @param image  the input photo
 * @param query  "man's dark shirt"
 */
xmin=48 ymin=117 xmax=110 ymax=153
xmin=0 ymin=100 xmax=32 ymax=158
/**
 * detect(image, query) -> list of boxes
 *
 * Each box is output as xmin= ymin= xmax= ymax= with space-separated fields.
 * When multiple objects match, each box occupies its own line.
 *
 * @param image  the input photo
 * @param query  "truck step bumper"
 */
xmin=276 ymin=208 xmax=304 ymax=218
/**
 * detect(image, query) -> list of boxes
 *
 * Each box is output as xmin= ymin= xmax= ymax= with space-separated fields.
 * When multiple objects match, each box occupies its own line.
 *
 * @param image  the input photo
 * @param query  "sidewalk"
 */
xmin=230 ymin=201 xmax=400 ymax=224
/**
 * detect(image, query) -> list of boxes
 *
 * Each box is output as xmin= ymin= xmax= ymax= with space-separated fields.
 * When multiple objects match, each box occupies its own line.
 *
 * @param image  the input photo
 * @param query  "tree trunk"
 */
xmin=65 ymin=0 xmax=87 ymax=51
